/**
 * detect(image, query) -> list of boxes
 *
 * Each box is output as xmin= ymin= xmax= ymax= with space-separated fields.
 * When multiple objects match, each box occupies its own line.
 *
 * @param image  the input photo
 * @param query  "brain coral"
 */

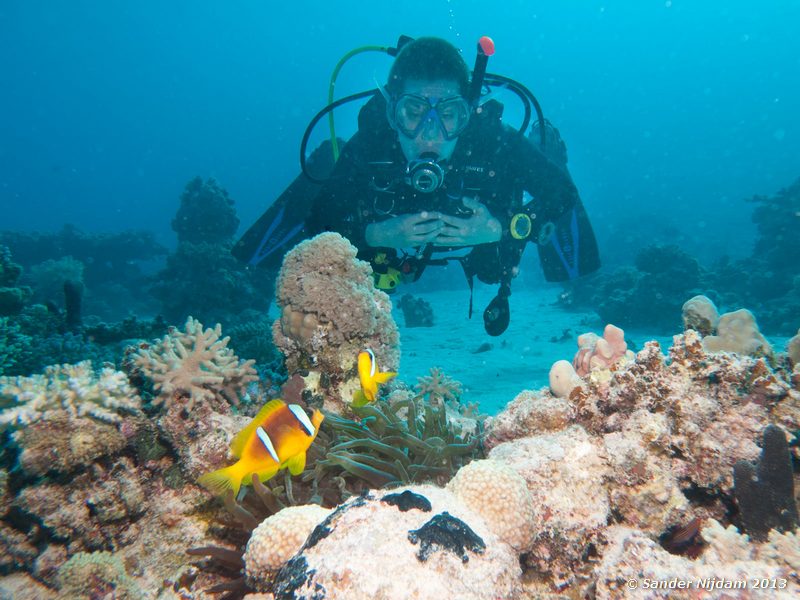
xmin=273 ymin=232 xmax=399 ymax=381
xmin=446 ymin=459 xmax=536 ymax=553
xmin=244 ymin=504 xmax=332 ymax=589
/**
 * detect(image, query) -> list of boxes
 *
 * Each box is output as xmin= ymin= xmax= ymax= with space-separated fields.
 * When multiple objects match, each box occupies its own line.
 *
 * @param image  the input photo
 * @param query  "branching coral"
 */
xmin=134 ymin=316 xmax=256 ymax=411
xmin=0 ymin=360 xmax=142 ymax=428
xmin=415 ymin=367 xmax=463 ymax=407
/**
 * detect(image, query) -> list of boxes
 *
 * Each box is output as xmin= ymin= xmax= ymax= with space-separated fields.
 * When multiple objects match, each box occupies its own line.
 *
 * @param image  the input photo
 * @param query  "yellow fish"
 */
xmin=198 ymin=399 xmax=324 ymax=497
xmin=352 ymin=349 xmax=397 ymax=407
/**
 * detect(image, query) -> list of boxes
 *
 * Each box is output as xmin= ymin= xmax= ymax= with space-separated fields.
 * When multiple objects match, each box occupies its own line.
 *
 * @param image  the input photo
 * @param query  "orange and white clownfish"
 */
xmin=352 ymin=348 xmax=397 ymax=407
xmin=198 ymin=399 xmax=324 ymax=497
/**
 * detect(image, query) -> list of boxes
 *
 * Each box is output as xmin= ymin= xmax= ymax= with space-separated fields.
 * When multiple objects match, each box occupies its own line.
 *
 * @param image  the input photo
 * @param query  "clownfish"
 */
xmin=198 ymin=399 xmax=324 ymax=497
xmin=352 ymin=349 xmax=397 ymax=407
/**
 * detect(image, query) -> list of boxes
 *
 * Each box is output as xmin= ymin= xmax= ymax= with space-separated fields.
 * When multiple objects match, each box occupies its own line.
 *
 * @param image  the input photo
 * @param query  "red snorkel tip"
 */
xmin=478 ymin=36 xmax=495 ymax=56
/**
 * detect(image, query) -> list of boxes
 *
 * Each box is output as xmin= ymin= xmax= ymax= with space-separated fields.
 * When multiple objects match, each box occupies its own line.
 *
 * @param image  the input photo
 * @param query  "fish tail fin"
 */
xmin=374 ymin=371 xmax=397 ymax=384
xmin=352 ymin=389 xmax=370 ymax=407
xmin=198 ymin=463 xmax=246 ymax=497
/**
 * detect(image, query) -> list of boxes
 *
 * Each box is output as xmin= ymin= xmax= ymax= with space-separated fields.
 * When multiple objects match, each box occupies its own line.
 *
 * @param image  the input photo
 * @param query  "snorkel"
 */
xmin=468 ymin=36 xmax=495 ymax=108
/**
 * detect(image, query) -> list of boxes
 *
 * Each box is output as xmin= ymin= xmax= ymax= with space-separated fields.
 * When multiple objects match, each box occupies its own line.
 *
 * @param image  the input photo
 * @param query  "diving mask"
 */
xmin=390 ymin=93 xmax=471 ymax=141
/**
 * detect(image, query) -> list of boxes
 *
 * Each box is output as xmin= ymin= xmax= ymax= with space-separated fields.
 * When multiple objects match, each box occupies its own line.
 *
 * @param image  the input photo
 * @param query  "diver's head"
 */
xmin=384 ymin=37 xmax=471 ymax=161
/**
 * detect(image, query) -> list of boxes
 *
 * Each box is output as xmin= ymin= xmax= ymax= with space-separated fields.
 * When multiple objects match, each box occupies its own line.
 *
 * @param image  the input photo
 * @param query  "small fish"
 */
xmin=352 ymin=349 xmax=397 ymax=407
xmin=198 ymin=399 xmax=324 ymax=497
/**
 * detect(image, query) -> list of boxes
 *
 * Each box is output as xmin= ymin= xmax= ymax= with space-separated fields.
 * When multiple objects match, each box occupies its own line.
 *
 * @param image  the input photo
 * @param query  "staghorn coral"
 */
xmin=244 ymin=504 xmax=332 ymax=589
xmin=0 ymin=360 xmax=142 ymax=428
xmin=272 ymin=233 xmax=399 ymax=411
xmin=134 ymin=316 xmax=257 ymax=411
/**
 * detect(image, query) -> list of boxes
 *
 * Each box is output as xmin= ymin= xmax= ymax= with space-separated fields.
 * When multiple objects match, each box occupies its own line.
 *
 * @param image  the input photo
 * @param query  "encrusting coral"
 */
xmin=134 ymin=316 xmax=257 ymax=411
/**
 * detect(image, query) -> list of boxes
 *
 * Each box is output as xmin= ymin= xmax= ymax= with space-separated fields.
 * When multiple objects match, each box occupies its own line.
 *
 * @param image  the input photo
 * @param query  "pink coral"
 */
xmin=572 ymin=323 xmax=633 ymax=377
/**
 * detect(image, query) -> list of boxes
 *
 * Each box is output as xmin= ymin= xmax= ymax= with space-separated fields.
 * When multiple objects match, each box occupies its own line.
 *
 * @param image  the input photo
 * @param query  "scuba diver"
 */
xmin=234 ymin=35 xmax=600 ymax=336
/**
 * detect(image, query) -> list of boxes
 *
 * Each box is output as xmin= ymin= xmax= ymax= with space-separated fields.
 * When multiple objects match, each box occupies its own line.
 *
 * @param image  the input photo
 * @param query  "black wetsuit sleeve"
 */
xmin=305 ymin=134 xmax=371 ymax=251
xmin=508 ymin=128 xmax=579 ymax=230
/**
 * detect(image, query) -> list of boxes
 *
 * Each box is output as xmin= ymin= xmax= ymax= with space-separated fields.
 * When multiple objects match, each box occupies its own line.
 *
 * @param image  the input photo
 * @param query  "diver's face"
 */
xmin=394 ymin=79 xmax=462 ymax=161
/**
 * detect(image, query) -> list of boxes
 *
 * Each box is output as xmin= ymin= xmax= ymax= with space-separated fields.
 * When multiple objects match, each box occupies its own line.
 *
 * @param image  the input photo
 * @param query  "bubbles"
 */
xmin=446 ymin=0 xmax=461 ymax=39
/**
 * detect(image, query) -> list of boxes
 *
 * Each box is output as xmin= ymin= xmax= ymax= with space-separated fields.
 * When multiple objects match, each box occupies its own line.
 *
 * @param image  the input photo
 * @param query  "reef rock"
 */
xmin=267 ymin=486 xmax=522 ymax=600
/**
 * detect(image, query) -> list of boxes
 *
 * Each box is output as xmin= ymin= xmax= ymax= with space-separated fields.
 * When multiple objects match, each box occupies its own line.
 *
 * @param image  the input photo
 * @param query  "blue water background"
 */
xmin=1 ymin=0 xmax=798 ymax=268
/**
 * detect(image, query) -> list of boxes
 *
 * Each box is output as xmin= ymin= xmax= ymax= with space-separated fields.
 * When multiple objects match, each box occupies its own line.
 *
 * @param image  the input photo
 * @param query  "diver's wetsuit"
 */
xmin=305 ymin=93 xmax=582 ymax=287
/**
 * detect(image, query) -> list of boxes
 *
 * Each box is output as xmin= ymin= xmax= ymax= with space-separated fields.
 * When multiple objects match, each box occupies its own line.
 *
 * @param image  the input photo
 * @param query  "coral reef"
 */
xmin=151 ymin=177 xmax=273 ymax=325
xmin=0 ymin=360 xmax=142 ymax=428
xmin=273 ymin=232 xmax=399 ymax=412
xmin=592 ymin=245 xmax=706 ymax=333
xmin=133 ymin=316 xmax=257 ymax=411
xmin=397 ymin=293 xmax=435 ymax=327
xmin=171 ymin=176 xmax=240 ymax=245
xmin=57 ymin=551 xmax=143 ymax=599
xmin=0 ymin=245 xmax=31 ymax=316
xmin=548 ymin=323 xmax=633 ymax=399
xmin=595 ymin=522 xmax=799 ymax=598
xmin=572 ymin=323 xmax=633 ymax=377
xmin=1 ymin=225 xmax=167 ymax=322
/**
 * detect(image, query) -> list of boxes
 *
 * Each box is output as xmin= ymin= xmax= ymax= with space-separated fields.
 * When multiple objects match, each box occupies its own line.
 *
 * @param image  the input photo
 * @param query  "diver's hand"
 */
xmin=365 ymin=212 xmax=446 ymax=248
xmin=434 ymin=197 xmax=502 ymax=246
